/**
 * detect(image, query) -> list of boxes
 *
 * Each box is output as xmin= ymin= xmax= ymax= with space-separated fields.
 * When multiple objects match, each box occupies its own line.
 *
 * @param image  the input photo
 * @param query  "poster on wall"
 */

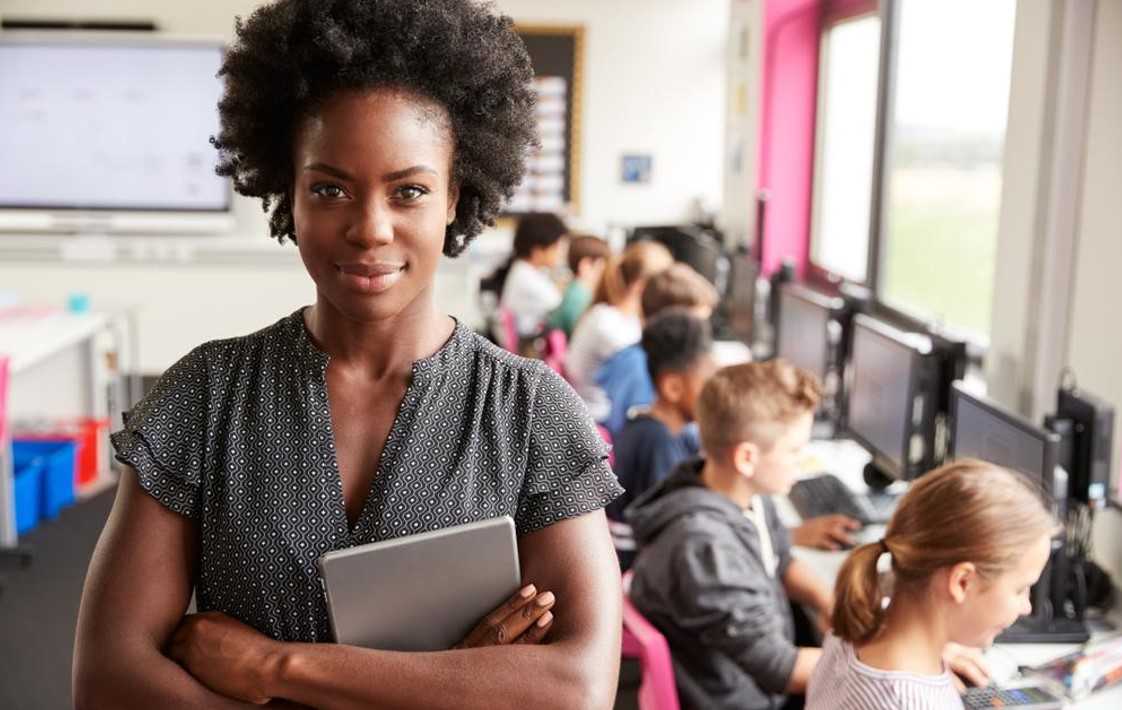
xmin=507 ymin=76 xmax=568 ymax=212
xmin=508 ymin=26 xmax=583 ymax=217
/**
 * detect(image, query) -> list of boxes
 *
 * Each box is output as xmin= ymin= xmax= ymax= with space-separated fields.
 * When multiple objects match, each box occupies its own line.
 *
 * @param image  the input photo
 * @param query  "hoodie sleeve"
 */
xmin=764 ymin=496 xmax=794 ymax=580
xmin=669 ymin=536 xmax=799 ymax=695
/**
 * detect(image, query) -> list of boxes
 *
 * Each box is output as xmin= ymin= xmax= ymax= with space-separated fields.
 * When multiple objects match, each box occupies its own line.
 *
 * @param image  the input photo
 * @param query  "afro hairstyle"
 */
xmin=211 ymin=0 xmax=538 ymax=257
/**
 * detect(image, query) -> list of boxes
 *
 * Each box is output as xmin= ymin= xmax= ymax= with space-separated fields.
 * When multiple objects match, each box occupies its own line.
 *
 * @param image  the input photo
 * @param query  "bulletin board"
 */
xmin=507 ymin=24 xmax=585 ymax=217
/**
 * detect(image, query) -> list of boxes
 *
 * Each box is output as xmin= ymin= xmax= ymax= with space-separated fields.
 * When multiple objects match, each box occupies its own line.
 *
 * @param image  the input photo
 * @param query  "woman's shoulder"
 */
xmin=164 ymin=311 xmax=307 ymax=383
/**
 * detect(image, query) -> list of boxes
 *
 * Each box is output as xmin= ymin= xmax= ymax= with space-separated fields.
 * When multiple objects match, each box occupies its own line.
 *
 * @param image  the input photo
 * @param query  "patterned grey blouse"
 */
xmin=111 ymin=310 xmax=622 ymax=643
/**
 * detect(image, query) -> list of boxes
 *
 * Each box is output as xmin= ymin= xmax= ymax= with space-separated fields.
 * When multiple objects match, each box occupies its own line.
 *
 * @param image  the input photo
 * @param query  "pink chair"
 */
xmin=542 ymin=329 xmax=567 ymax=378
xmin=496 ymin=307 xmax=519 ymax=352
xmin=621 ymin=572 xmax=680 ymax=710
xmin=595 ymin=423 xmax=615 ymax=469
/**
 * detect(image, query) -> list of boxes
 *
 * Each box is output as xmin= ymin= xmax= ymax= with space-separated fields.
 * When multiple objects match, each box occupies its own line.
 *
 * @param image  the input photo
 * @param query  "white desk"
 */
xmin=0 ymin=309 xmax=116 ymax=547
xmin=785 ymin=438 xmax=1122 ymax=709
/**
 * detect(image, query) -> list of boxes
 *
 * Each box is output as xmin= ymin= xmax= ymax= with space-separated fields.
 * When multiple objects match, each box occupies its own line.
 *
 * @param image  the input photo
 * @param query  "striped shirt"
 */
xmin=807 ymin=634 xmax=964 ymax=710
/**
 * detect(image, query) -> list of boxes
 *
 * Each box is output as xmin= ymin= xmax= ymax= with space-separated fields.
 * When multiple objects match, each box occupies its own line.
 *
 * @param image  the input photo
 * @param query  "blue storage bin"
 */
xmin=12 ymin=454 xmax=43 ymax=535
xmin=13 ymin=440 xmax=77 ymax=520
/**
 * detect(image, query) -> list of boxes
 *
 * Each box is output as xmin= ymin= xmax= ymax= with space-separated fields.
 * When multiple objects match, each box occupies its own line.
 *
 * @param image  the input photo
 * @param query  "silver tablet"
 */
xmin=317 ymin=516 xmax=521 ymax=651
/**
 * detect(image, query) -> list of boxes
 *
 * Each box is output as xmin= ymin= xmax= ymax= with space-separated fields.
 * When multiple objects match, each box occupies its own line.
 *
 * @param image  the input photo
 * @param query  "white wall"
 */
xmin=493 ymin=0 xmax=729 ymax=233
xmin=991 ymin=0 xmax=1122 ymax=586
xmin=1067 ymin=0 xmax=1122 ymax=585
xmin=0 ymin=0 xmax=729 ymax=368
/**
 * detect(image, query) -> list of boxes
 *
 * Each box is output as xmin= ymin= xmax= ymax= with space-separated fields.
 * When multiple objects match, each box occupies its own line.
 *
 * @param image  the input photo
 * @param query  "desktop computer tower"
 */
xmin=1057 ymin=387 xmax=1115 ymax=507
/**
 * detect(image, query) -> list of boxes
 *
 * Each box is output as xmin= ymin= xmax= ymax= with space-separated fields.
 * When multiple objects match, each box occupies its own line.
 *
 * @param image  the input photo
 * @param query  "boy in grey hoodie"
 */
xmin=626 ymin=360 xmax=834 ymax=710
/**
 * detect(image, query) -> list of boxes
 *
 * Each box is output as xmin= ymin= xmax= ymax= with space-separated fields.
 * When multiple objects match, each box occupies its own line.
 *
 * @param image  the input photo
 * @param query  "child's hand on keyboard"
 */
xmin=791 ymin=514 xmax=862 ymax=550
xmin=944 ymin=642 xmax=992 ymax=691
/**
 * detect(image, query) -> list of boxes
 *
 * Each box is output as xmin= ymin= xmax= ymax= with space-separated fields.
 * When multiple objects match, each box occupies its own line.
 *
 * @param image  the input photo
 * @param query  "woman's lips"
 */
xmin=335 ymin=262 xmax=406 ymax=294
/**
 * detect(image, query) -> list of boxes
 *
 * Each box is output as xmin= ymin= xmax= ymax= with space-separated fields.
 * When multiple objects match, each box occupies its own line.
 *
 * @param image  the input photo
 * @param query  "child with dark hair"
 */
xmin=608 ymin=309 xmax=715 ymax=523
xmin=548 ymin=234 xmax=610 ymax=337
xmin=596 ymin=262 xmax=719 ymax=435
xmin=499 ymin=212 xmax=569 ymax=337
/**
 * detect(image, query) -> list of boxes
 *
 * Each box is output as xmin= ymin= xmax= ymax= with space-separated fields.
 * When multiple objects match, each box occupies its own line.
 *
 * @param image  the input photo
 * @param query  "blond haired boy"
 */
xmin=626 ymin=360 xmax=833 ymax=710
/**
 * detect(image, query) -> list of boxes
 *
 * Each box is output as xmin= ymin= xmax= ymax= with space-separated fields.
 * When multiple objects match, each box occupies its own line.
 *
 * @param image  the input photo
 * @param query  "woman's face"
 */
xmin=291 ymin=88 xmax=458 ymax=323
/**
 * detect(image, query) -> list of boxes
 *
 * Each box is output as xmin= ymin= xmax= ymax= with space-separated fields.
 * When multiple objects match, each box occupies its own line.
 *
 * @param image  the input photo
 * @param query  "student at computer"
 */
xmin=565 ymin=240 xmax=673 ymax=421
xmin=498 ymin=212 xmax=568 ymax=338
xmin=73 ymin=2 xmax=623 ymax=708
xmin=807 ymin=460 xmax=1056 ymax=710
xmin=547 ymin=234 xmax=610 ymax=338
xmin=596 ymin=262 xmax=718 ymax=436
xmin=607 ymin=310 xmax=716 ymax=567
xmin=626 ymin=360 xmax=835 ymax=710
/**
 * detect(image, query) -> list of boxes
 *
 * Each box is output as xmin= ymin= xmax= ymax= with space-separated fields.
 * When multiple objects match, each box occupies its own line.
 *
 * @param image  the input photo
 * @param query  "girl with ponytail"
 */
xmin=565 ymin=240 xmax=673 ymax=419
xmin=807 ymin=459 xmax=1057 ymax=709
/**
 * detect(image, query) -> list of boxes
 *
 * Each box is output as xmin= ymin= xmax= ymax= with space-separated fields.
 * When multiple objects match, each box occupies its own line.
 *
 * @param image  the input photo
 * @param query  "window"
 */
xmin=810 ymin=13 xmax=881 ymax=284
xmin=878 ymin=0 xmax=1017 ymax=339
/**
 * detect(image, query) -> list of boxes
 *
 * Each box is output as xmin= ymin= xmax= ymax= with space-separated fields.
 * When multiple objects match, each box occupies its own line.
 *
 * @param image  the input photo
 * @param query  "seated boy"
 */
xmin=547 ymin=234 xmax=610 ymax=337
xmin=626 ymin=360 xmax=833 ymax=710
xmin=595 ymin=263 xmax=717 ymax=436
xmin=606 ymin=309 xmax=716 ymax=566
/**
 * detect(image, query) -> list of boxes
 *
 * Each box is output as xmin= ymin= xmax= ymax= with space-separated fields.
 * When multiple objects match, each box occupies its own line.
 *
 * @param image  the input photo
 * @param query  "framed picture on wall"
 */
xmin=506 ymin=24 xmax=584 ymax=218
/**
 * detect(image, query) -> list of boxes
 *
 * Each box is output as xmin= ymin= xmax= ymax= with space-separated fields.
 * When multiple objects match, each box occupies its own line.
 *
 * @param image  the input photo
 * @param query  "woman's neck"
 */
xmin=305 ymin=294 xmax=453 ymax=379
xmin=857 ymin=593 xmax=949 ymax=676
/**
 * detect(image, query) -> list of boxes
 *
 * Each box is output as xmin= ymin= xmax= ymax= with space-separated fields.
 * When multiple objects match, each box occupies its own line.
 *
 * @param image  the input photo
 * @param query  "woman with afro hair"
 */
xmin=73 ymin=1 xmax=623 ymax=708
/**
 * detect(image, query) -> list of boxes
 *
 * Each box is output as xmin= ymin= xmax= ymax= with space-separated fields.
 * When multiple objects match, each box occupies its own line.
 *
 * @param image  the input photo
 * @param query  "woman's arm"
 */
xmin=179 ymin=510 xmax=623 ymax=710
xmin=72 ymin=467 xmax=262 ymax=709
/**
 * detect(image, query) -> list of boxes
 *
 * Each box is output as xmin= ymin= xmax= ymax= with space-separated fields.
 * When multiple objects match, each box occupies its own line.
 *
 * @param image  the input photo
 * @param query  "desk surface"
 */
xmin=786 ymin=437 xmax=1122 ymax=709
xmin=0 ymin=309 xmax=107 ymax=373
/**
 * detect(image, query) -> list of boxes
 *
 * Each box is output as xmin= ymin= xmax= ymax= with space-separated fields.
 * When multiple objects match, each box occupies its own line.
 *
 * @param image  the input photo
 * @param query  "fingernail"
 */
xmin=536 ymin=592 xmax=555 ymax=607
xmin=537 ymin=611 xmax=553 ymax=627
xmin=520 ymin=584 xmax=535 ymax=598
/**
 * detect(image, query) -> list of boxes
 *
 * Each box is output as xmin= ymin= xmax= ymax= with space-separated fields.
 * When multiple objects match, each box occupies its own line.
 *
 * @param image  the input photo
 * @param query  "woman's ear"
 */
xmin=946 ymin=562 xmax=977 ymax=604
xmin=446 ymin=182 xmax=460 ymax=225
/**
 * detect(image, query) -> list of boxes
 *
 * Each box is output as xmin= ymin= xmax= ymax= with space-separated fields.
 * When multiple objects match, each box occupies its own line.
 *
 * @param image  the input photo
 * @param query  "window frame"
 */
xmin=806 ymin=3 xmax=882 ymax=294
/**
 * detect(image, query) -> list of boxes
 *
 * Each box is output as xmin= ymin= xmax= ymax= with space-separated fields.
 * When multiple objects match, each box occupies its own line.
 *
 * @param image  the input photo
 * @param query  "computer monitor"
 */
xmin=715 ymin=247 xmax=758 ymax=344
xmin=846 ymin=314 xmax=939 ymax=481
xmin=949 ymin=382 xmax=1061 ymax=498
xmin=948 ymin=382 xmax=1076 ymax=642
xmin=775 ymin=284 xmax=842 ymax=382
xmin=0 ymin=34 xmax=233 ymax=233
xmin=628 ymin=225 xmax=722 ymax=285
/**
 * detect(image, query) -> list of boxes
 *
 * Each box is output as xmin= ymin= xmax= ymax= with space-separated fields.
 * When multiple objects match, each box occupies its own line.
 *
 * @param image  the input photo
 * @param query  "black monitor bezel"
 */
xmin=775 ymin=283 xmax=843 ymax=381
xmin=845 ymin=314 xmax=932 ymax=479
xmin=949 ymin=381 xmax=1062 ymax=498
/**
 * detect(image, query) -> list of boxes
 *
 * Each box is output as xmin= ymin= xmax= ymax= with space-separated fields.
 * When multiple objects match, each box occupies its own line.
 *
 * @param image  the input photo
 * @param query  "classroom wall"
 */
xmin=0 ymin=0 xmax=729 ymax=370
xmin=1066 ymin=0 xmax=1122 ymax=585
xmin=990 ymin=0 xmax=1122 ymax=586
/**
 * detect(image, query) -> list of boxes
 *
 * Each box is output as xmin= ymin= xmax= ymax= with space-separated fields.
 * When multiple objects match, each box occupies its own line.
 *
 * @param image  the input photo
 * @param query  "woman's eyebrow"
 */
xmin=304 ymin=162 xmax=354 ymax=180
xmin=383 ymin=165 xmax=438 ymax=182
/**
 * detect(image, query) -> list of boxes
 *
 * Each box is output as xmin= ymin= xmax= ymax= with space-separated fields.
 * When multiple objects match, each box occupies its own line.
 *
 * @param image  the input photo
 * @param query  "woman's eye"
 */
xmin=311 ymin=183 xmax=346 ymax=199
xmin=396 ymin=185 xmax=428 ymax=201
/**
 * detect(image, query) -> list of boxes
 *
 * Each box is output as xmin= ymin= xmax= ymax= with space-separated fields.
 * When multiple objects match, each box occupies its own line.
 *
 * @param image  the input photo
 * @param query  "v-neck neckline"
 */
xmin=288 ymin=309 xmax=468 ymax=542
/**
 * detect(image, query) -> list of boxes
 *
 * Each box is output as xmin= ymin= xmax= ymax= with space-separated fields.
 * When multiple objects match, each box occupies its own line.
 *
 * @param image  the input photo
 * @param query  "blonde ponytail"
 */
xmin=832 ymin=540 xmax=889 ymax=645
xmin=831 ymin=459 xmax=1057 ymax=645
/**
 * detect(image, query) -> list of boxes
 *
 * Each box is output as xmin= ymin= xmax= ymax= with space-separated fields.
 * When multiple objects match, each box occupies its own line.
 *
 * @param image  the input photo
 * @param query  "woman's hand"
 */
xmin=791 ymin=515 xmax=862 ymax=550
xmin=943 ymin=641 xmax=992 ymax=691
xmin=168 ymin=611 xmax=282 ymax=705
xmin=455 ymin=584 xmax=556 ymax=648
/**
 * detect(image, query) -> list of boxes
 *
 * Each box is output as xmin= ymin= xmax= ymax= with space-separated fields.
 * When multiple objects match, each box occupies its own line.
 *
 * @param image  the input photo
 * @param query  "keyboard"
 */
xmin=961 ymin=684 xmax=1063 ymax=709
xmin=788 ymin=473 xmax=898 ymax=526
